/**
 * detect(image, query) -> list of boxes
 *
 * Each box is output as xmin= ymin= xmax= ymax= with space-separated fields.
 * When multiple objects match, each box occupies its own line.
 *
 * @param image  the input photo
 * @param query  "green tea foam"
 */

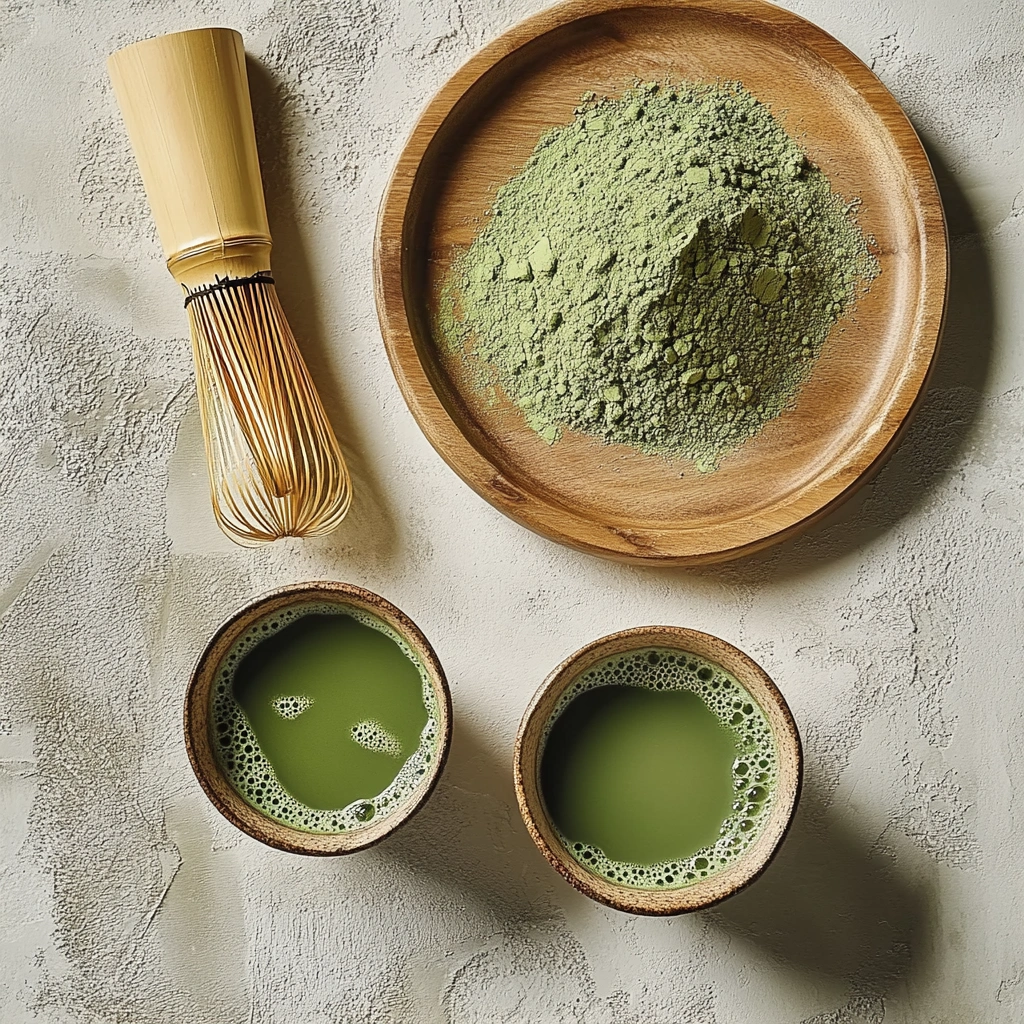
xmin=211 ymin=602 xmax=440 ymax=833
xmin=540 ymin=647 xmax=778 ymax=890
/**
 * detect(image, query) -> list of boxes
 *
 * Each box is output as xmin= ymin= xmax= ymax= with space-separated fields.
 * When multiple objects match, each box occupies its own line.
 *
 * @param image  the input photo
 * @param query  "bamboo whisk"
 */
xmin=107 ymin=28 xmax=351 ymax=545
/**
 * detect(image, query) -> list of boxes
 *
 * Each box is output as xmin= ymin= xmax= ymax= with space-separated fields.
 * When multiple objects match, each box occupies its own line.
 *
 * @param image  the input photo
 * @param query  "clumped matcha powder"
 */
xmin=438 ymin=81 xmax=878 ymax=471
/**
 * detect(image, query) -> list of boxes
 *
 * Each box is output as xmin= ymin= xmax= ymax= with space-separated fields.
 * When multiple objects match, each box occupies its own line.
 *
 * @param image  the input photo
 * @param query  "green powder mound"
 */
xmin=437 ymin=81 xmax=879 ymax=471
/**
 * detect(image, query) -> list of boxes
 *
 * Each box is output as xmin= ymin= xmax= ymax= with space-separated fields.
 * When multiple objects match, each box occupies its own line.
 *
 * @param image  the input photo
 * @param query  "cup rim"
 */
xmin=513 ymin=625 xmax=802 ymax=914
xmin=184 ymin=581 xmax=453 ymax=855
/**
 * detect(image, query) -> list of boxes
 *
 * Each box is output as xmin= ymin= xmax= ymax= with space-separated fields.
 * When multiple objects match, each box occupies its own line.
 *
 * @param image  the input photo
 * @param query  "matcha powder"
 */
xmin=438 ymin=81 xmax=878 ymax=471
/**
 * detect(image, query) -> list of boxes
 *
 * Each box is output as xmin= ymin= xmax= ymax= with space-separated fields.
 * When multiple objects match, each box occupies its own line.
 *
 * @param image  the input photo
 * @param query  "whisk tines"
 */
xmin=185 ymin=273 xmax=351 ymax=545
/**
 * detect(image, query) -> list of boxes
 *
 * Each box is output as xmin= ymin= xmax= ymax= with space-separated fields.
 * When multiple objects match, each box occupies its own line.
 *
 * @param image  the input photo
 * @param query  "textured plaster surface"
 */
xmin=0 ymin=0 xmax=1021 ymax=1021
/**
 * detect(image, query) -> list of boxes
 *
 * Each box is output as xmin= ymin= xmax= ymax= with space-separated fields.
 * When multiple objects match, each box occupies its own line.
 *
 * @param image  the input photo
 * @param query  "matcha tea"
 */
xmin=540 ymin=648 xmax=778 ymax=890
xmin=439 ymin=80 xmax=878 ymax=472
xmin=211 ymin=602 xmax=439 ymax=833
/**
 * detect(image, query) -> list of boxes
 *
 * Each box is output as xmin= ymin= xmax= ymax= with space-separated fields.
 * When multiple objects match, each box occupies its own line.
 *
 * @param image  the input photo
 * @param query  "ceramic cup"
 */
xmin=514 ymin=626 xmax=801 ymax=914
xmin=185 ymin=581 xmax=452 ymax=854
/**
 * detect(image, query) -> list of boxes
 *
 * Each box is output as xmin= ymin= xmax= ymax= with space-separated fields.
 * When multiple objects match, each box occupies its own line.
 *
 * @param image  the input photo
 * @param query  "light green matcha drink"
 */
xmin=210 ymin=602 xmax=440 ymax=833
xmin=540 ymin=647 xmax=778 ymax=889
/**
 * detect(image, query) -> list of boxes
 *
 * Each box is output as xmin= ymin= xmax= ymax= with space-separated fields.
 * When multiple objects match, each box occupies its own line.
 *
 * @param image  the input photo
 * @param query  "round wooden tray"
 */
xmin=374 ymin=0 xmax=947 ymax=565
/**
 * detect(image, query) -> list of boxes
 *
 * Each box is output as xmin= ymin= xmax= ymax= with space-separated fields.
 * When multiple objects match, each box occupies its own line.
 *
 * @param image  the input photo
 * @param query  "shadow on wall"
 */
xmin=376 ymin=714 xmax=563 ymax=925
xmin=377 ymin=725 xmax=930 ymax=994
xmin=367 ymin=710 xmax=932 ymax=1002
xmin=672 ymin=130 xmax=994 ymax=586
xmin=372 ymin=720 xmax=933 ymax=999
xmin=245 ymin=55 xmax=401 ymax=570
xmin=708 ymin=774 xmax=929 ymax=994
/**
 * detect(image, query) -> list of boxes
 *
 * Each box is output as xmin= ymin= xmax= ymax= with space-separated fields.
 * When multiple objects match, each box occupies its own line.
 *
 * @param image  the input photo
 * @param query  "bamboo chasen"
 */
xmin=108 ymin=27 xmax=351 ymax=545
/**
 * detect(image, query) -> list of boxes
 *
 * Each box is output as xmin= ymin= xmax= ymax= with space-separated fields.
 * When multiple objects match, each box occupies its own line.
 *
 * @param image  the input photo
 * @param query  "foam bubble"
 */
xmin=351 ymin=719 xmax=403 ymax=758
xmin=272 ymin=695 xmax=314 ymax=720
xmin=210 ymin=601 xmax=440 ymax=834
xmin=541 ymin=646 xmax=778 ymax=891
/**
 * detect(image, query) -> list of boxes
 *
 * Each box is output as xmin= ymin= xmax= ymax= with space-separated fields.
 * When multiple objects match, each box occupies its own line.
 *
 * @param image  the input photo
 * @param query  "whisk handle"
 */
xmin=107 ymin=28 xmax=271 ymax=275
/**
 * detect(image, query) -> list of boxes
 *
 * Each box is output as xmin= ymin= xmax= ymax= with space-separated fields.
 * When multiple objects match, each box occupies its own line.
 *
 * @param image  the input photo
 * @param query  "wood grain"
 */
xmin=374 ymin=0 xmax=948 ymax=565
xmin=184 ymin=582 xmax=453 ymax=855
xmin=513 ymin=626 xmax=802 ymax=915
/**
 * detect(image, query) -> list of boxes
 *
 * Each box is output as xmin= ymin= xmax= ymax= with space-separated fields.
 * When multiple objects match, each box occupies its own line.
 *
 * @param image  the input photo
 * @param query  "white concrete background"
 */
xmin=0 ymin=0 xmax=1021 ymax=1020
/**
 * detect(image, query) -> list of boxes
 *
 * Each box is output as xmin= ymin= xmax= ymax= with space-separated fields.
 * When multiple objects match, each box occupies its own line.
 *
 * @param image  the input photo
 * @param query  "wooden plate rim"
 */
xmin=373 ymin=0 xmax=949 ymax=565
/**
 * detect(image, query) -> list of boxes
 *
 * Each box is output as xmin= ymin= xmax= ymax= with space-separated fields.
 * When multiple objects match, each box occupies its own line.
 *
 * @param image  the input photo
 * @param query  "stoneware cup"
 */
xmin=185 ymin=581 xmax=452 ymax=854
xmin=514 ymin=626 xmax=802 ymax=914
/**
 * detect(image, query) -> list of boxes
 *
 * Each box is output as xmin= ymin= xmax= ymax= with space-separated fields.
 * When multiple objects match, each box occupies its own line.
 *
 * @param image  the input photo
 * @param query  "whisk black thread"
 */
xmin=182 ymin=271 xmax=276 ymax=308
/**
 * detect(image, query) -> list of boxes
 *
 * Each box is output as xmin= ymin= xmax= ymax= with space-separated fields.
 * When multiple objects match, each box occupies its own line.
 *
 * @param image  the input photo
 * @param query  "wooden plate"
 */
xmin=374 ymin=0 xmax=947 ymax=565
